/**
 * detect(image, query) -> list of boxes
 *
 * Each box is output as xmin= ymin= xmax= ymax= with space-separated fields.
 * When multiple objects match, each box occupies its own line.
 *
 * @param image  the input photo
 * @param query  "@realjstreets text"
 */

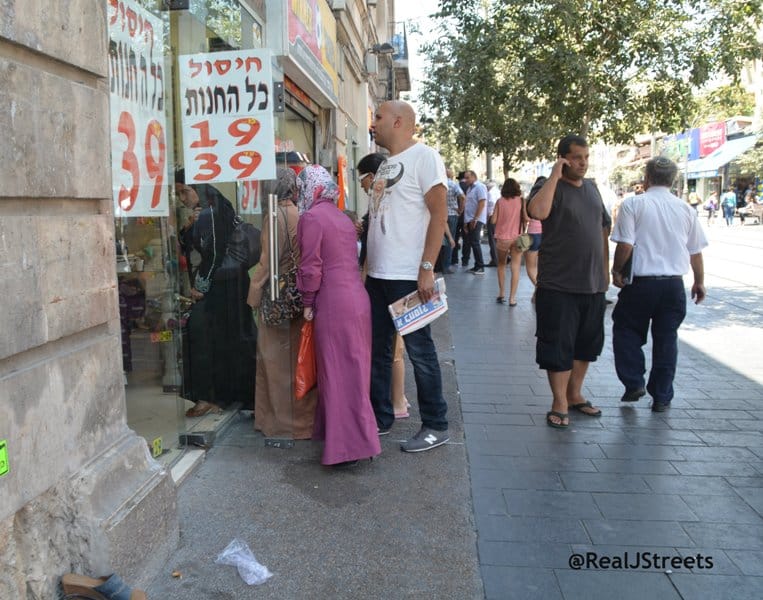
xmin=568 ymin=552 xmax=713 ymax=570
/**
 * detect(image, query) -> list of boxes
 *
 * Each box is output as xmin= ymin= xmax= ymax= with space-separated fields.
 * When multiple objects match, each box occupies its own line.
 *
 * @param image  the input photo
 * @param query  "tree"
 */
xmin=421 ymin=1 xmax=763 ymax=169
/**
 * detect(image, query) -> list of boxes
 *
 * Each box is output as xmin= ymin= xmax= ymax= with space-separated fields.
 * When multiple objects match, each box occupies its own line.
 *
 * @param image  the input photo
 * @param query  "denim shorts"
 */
xmin=528 ymin=233 xmax=542 ymax=252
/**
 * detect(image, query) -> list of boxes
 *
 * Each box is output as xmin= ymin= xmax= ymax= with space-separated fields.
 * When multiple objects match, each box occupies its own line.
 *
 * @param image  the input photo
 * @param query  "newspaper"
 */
xmin=388 ymin=277 xmax=448 ymax=336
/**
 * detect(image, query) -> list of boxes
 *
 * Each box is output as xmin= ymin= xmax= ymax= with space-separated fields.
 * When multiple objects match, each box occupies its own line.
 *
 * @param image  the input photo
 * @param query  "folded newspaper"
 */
xmin=388 ymin=277 xmax=448 ymax=336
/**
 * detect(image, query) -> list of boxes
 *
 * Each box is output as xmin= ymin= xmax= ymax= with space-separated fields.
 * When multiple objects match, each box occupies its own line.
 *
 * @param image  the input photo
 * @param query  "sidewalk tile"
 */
xmin=583 ymin=519 xmax=692 ymax=546
xmin=681 ymin=522 xmax=763 ymax=550
xmin=724 ymin=549 xmax=763 ymax=576
xmin=479 ymin=541 xmax=572 ymax=568
xmin=555 ymin=570 xmax=682 ymax=600
xmin=481 ymin=566 xmax=563 ymax=600
xmin=475 ymin=514 xmax=590 ymax=544
xmin=560 ymin=472 xmax=650 ymax=493
xmin=643 ymin=474 xmax=735 ymax=495
xmin=502 ymin=490 xmax=603 ymax=519
xmin=592 ymin=492 xmax=697 ymax=521
xmin=672 ymin=461 xmax=760 ymax=476
xmin=591 ymin=459 xmax=679 ymax=475
xmin=680 ymin=494 xmax=763 ymax=524
xmin=669 ymin=574 xmax=763 ymax=599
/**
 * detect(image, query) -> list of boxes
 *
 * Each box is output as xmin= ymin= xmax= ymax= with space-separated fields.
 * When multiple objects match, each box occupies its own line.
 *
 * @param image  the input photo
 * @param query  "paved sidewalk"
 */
xmin=147 ymin=228 xmax=763 ymax=599
xmin=448 ymin=246 xmax=763 ymax=599
xmin=147 ymin=314 xmax=482 ymax=599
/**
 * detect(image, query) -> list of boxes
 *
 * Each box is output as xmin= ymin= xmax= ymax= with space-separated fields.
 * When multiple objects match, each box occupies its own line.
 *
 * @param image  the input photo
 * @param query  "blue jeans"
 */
xmin=612 ymin=277 xmax=686 ymax=404
xmin=439 ymin=215 xmax=459 ymax=272
xmin=723 ymin=205 xmax=735 ymax=225
xmin=366 ymin=276 xmax=448 ymax=431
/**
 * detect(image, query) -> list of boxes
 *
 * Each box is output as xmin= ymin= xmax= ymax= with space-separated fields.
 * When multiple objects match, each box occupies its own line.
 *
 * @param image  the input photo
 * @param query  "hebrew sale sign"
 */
xmin=178 ymin=49 xmax=276 ymax=184
xmin=108 ymin=0 xmax=169 ymax=217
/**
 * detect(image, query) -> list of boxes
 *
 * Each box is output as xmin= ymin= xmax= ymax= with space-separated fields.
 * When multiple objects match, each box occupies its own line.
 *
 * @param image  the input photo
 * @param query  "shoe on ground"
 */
xmin=471 ymin=268 xmax=485 ymax=275
xmin=486 ymin=262 xmax=497 ymax=267
xmin=621 ymin=388 xmax=646 ymax=402
xmin=377 ymin=426 xmax=392 ymax=436
xmin=400 ymin=427 xmax=449 ymax=452
xmin=651 ymin=402 xmax=670 ymax=413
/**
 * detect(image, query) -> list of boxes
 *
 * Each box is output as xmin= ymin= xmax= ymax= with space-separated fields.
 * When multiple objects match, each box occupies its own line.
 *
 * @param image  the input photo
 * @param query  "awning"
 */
xmin=687 ymin=135 xmax=757 ymax=179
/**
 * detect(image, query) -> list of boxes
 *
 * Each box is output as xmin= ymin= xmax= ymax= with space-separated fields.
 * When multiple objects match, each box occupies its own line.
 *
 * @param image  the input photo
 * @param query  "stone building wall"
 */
xmin=0 ymin=2 xmax=178 ymax=597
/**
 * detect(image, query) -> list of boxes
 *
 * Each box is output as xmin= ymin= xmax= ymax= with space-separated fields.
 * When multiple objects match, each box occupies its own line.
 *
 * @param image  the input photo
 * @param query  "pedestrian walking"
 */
xmin=441 ymin=167 xmax=464 ymax=274
xmin=527 ymin=134 xmax=610 ymax=428
xmin=366 ymin=99 xmax=450 ymax=452
xmin=704 ymin=191 xmax=718 ymax=225
xmin=721 ymin=186 xmax=737 ymax=226
xmin=610 ymin=156 xmax=707 ymax=412
xmin=462 ymin=170 xmax=488 ymax=274
xmin=490 ymin=178 xmax=526 ymax=306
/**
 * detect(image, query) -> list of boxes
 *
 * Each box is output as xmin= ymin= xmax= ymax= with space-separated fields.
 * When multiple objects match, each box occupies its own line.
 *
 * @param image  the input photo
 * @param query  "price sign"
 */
xmin=150 ymin=330 xmax=173 ymax=343
xmin=179 ymin=49 xmax=276 ymax=184
xmin=151 ymin=437 xmax=163 ymax=458
xmin=237 ymin=179 xmax=261 ymax=215
xmin=107 ymin=0 xmax=169 ymax=217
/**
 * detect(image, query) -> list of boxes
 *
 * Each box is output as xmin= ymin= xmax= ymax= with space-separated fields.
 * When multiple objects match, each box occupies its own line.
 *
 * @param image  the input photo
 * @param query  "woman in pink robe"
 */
xmin=296 ymin=165 xmax=381 ymax=466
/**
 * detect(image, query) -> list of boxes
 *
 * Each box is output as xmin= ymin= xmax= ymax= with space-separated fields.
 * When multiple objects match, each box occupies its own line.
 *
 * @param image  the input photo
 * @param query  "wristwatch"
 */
xmin=420 ymin=261 xmax=434 ymax=271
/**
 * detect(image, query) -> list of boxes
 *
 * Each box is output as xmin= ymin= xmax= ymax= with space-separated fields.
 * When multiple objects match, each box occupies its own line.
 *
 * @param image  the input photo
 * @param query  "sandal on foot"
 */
xmin=496 ymin=296 xmax=506 ymax=304
xmin=62 ymin=573 xmax=147 ymax=600
xmin=569 ymin=401 xmax=602 ymax=417
xmin=546 ymin=411 xmax=569 ymax=429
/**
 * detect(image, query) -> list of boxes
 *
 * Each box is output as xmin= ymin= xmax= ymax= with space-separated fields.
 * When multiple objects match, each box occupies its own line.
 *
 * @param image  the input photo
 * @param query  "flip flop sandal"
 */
xmin=62 ymin=574 xmax=147 ymax=600
xmin=569 ymin=401 xmax=602 ymax=417
xmin=546 ymin=410 xmax=569 ymax=429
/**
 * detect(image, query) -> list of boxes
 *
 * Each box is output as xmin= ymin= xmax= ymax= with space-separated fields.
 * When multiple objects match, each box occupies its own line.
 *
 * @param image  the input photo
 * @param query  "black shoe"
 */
xmin=651 ymin=402 xmax=670 ymax=413
xmin=377 ymin=426 xmax=392 ymax=436
xmin=621 ymin=388 xmax=646 ymax=402
xmin=486 ymin=262 xmax=497 ymax=267
xmin=471 ymin=268 xmax=485 ymax=275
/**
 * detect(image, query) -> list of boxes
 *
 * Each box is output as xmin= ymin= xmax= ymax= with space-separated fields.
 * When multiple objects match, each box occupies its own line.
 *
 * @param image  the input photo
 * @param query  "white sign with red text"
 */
xmin=178 ymin=49 xmax=276 ymax=185
xmin=108 ymin=0 xmax=169 ymax=217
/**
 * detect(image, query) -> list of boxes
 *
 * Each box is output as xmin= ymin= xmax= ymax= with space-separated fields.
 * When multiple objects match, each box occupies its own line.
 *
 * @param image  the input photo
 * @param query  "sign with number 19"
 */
xmin=179 ymin=49 xmax=276 ymax=184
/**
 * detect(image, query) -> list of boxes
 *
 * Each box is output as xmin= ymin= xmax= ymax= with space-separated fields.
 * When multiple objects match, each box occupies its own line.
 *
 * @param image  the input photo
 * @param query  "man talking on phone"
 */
xmin=527 ymin=135 xmax=612 ymax=428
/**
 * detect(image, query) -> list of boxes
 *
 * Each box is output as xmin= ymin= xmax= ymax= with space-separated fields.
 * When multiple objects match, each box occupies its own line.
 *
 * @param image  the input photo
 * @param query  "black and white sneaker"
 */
xmin=400 ymin=427 xmax=449 ymax=452
xmin=377 ymin=426 xmax=392 ymax=436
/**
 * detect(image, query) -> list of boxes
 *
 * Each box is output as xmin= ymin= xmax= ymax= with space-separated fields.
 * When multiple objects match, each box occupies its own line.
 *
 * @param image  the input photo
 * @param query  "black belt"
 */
xmin=633 ymin=275 xmax=682 ymax=281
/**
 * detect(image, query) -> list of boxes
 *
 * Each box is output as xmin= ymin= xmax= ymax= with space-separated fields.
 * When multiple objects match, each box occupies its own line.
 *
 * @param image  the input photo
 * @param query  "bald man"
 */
xmin=366 ymin=100 xmax=450 ymax=453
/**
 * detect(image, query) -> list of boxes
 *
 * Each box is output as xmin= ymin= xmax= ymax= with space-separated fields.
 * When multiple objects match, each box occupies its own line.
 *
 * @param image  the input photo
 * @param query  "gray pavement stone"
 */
xmin=674 ymin=548 xmax=741 ymax=575
xmin=669 ymin=574 xmax=763 ymax=600
xmin=479 ymin=541 xmax=572 ymax=568
xmin=502 ymin=490 xmax=603 ymax=519
xmin=672 ymin=460 xmax=760 ymax=476
xmin=732 ymin=487 xmax=763 ymax=516
xmin=475 ymin=514 xmax=590 ymax=544
xmin=681 ymin=522 xmax=763 ymax=550
xmin=560 ymin=472 xmax=650 ymax=493
xmin=592 ymin=492 xmax=698 ymax=521
xmin=590 ymin=459 xmax=679 ymax=475
xmin=724 ymin=549 xmax=763 ymax=576
xmin=481 ymin=566 xmax=563 ymax=600
xmin=583 ymin=519 xmax=693 ymax=547
xmin=680 ymin=494 xmax=763 ymax=524
xmin=554 ymin=571 xmax=683 ymax=600
xmin=643 ymin=474 xmax=736 ymax=495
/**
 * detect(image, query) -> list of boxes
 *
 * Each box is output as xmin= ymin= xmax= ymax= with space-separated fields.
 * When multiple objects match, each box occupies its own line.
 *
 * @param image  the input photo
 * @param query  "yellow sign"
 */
xmin=150 ymin=330 xmax=173 ymax=343
xmin=151 ymin=437 xmax=163 ymax=458
xmin=0 ymin=440 xmax=8 ymax=477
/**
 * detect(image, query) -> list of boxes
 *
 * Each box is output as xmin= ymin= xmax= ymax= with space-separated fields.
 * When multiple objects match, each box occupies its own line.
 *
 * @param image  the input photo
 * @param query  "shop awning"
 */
xmin=686 ymin=135 xmax=758 ymax=179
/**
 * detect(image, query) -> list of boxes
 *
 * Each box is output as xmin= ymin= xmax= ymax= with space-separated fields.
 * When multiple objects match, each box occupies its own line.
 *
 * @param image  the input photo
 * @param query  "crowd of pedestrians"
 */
xmin=178 ymin=101 xmax=715 ymax=468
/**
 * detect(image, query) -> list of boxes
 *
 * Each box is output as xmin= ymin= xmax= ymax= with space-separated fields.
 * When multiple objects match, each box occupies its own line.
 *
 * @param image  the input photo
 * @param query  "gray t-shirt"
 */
xmin=530 ymin=179 xmax=611 ymax=294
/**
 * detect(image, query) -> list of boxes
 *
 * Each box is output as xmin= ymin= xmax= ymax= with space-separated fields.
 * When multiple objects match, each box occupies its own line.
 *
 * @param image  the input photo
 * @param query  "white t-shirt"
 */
xmin=611 ymin=186 xmax=708 ymax=277
xmin=367 ymin=143 xmax=447 ymax=280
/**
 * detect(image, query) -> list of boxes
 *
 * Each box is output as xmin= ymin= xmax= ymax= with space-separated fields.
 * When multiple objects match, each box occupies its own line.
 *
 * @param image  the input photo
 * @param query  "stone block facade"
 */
xmin=0 ymin=1 xmax=178 ymax=597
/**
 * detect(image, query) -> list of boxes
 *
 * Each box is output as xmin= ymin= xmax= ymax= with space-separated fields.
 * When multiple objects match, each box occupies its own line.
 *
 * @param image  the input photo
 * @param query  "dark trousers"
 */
xmin=465 ymin=222 xmax=485 ymax=268
xmin=486 ymin=220 xmax=498 ymax=265
xmin=612 ymin=277 xmax=686 ymax=404
xmin=366 ymin=276 xmax=448 ymax=431
xmin=453 ymin=214 xmax=465 ymax=265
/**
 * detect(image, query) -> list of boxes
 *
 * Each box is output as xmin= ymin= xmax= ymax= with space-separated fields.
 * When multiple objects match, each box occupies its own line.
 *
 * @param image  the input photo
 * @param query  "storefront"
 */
xmin=108 ymin=0 xmax=335 ymax=466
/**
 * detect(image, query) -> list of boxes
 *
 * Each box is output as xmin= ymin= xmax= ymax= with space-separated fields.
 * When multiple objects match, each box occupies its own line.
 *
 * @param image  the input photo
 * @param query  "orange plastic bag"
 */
xmin=295 ymin=320 xmax=316 ymax=400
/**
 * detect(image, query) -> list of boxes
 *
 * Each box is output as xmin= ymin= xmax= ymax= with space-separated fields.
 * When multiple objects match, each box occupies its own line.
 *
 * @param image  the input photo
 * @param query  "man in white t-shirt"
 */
xmin=610 ymin=156 xmax=708 ymax=412
xmin=366 ymin=100 xmax=450 ymax=453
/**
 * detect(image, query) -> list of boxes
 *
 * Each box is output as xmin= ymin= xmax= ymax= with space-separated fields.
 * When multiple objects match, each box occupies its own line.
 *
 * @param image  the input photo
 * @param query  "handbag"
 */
xmin=294 ymin=320 xmax=317 ymax=400
xmin=514 ymin=233 xmax=532 ymax=252
xmin=260 ymin=207 xmax=303 ymax=326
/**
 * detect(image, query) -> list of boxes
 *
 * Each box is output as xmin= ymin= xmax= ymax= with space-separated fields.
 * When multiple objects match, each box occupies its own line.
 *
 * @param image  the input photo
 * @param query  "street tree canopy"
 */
xmin=421 ymin=0 xmax=763 ymax=174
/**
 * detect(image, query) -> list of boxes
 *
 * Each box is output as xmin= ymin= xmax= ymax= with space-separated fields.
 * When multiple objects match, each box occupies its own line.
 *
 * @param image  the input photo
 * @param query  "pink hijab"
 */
xmin=296 ymin=165 xmax=340 ymax=214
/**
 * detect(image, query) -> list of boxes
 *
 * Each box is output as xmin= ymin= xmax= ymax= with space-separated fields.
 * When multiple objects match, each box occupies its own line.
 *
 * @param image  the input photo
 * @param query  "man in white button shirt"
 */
xmin=610 ymin=157 xmax=708 ymax=412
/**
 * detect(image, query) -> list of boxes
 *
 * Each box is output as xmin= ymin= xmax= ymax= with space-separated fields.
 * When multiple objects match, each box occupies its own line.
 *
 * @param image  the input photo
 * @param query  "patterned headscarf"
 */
xmin=296 ymin=164 xmax=340 ymax=214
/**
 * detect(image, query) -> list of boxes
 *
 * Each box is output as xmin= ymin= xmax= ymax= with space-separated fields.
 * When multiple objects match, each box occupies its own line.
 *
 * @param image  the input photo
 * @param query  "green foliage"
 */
xmin=421 ymin=0 xmax=763 ymax=166
xmin=692 ymin=83 xmax=756 ymax=122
